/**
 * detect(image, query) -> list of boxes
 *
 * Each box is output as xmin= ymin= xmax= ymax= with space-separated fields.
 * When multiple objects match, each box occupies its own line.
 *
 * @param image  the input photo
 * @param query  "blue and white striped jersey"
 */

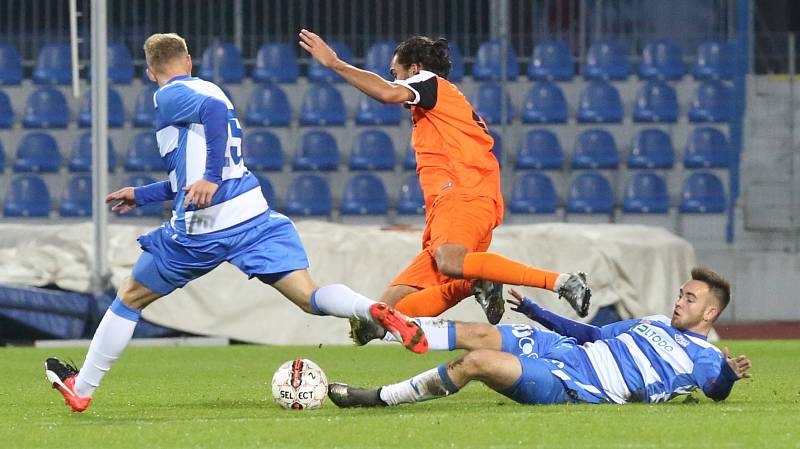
xmin=542 ymin=315 xmax=737 ymax=404
xmin=144 ymin=75 xmax=268 ymax=236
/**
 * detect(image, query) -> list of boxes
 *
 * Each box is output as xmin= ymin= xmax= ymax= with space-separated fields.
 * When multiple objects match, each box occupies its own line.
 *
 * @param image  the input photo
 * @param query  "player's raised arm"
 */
xmin=508 ymin=288 xmax=601 ymax=343
xmin=298 ymin=29 xmax=414 ymax=104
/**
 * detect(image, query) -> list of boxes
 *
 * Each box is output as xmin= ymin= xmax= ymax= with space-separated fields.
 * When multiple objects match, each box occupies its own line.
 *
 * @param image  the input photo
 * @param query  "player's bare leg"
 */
xmin=329 ymin=349 xmax=520 ymax=408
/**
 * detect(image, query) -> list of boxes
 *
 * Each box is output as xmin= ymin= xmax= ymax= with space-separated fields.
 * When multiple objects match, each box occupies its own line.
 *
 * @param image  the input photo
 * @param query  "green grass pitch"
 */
xmin=2 ymin=340 xmax=798 ymax=449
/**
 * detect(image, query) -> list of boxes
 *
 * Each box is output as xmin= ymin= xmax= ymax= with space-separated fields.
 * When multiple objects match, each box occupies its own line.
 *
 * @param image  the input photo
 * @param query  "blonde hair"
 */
xmin=143 ymin=33 xmax=188 ymax=73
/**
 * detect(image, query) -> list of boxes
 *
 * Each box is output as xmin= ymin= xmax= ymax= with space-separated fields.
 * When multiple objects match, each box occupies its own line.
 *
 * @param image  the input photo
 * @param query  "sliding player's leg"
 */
xmin=328 ymin=349 xmax=523 ymax=407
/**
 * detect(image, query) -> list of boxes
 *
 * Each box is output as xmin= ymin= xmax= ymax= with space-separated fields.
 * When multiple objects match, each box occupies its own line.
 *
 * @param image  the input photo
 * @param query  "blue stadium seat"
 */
xmin=33 ymin=44 xmax=72 ymax=85
xmin=489 ymin=129 xmax=503 ymax=166
xmin=473 ymin=39 xmax=519 ymax=81
xmin=244 ymin=83 xmax=291 ymax=127
xmin=133 ymin=85 xmax=158 ymax=128
xmin=633 ymin=80 xmax=678 ymax=123
xmin=472 ymin=83 xmax=513 ymax=124
xmin=122 ymin=175 xmax=162 ymax=217
xmin=14 ymin=132 xmax=61 ymax=172
xmin=68 ymin=132 xmax=116 ymax=172
xmin=572 ymin=129 xmax=619 ymax=169
xmin=78 ymin=88 xmax=126 ymax=128
xmin=577 ymin=81 xmax=623 ymax=123
xmin=355 ymin=94 xmax=403 ymax=125
xmin=529 ymin=40 xmax=573 ymax=81
xmin=584 ymin=40 xmax=630 ymax=81
xmin=397 ymin=174 xmax=424 ymax=215
xmin=199 ymin=43 xmax=244 ymax=83
xmin=628 ymin=128 xmax=675 ymax=169
xmin=341 ymin=174 xmax=389 ymax=216
xmin=447 ymin=43 xmax=464 ymax=82
xmin=124 ymin=132 xmax=162 ymax=172
xmin=253 ymin=174 xmax=278 ymax=208
xmin=684 ymin=127 xmax=729 ymax=168
xmin=59 ymin=175 xmax=93 ymax=217
xmin=515 ymin=129 xmax=563 ymax=170
xmin=253 ymin=42 xmax=299 ymax=83
xmin=0 ymin=140 xmax=5 ymax=171
xmin=107 ymin=43 xmax=135 ymax=84
xmin=693 ymin=40 xmax=735 ymax=80
xmin=509 ymin=172 xmax=558 ymax=214
xmin=309 ymin=41 xmax=354 ymax=83
xmin=292 ymin=130 xmax=339 ymax=171
xmin=403 ymin=146 xmax=416 ymax=171
xmin=521 ymin=81 xmax=568 ymax=124
xmin=623 ymin=172 xmax=670 ymax=213
xmin=244 ymin=131 xmax=284 ymax=171
xmin=0 ymin=90 xmax=13 ymax=128
xmin=23 ymin=87 xmax=70 ymax=128
xmin=365 ymin=41 xmax=398 ymax=80
xmin=639 ymin=39 xmax=684 ymax=80
xmin=299 ymin=82 xmax=346 ymax=126
xmin=567 ymin=172 xmax=614 ymax=214
xmin=680 ymin=172 xmax=727 ymax=213
xmin=284 ymin=174 xmax=332 ymax=216
xmin=689 ymin=80 xmax=731 ymax=123
xmin=0 ymin=44 xmax=23 ymax=85
xmin=349 ymin=130 xmax=396 ymax=171
xmin=4 ymin=175 xmax=51 ymax=217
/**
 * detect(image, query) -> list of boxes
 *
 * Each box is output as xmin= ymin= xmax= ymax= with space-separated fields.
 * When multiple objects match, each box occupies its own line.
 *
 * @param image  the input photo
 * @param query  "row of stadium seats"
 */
xmin=0 ymin=127 xmax=731 ymax=174
xmin=0 ymin=77 xmax=732 ymax=129
xmin=0 ymin=39 xmax=736 ymax=86
xmin=1 ymin=171 xmax=727 ymax=218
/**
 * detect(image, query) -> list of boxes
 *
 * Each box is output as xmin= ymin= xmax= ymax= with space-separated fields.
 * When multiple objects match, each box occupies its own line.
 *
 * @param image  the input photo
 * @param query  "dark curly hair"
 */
xmin=393 ymin=36 xmax=452 ymax=79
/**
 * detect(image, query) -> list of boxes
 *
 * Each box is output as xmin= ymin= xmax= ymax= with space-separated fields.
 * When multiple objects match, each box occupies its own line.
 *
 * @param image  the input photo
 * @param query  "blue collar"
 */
xmin=683 ymin=330 xmax=707 ymax=340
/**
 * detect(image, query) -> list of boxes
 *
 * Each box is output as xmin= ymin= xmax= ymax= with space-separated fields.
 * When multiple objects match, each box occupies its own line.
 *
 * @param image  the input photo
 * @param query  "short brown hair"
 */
xmin=691 ymin=267 xmax=731 ymax=313
xmin=143 ymin=33 xmax=188 ymax=73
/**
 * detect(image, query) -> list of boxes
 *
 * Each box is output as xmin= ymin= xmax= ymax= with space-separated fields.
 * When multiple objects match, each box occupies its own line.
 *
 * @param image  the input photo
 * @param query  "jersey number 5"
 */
xmin=227 ymin=113 xmax=243 ymax=166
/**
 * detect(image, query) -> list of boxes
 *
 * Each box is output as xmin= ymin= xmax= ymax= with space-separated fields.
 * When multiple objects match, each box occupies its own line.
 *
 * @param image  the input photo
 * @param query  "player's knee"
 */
xmin=460 ymin=349 xmax=494 ymax=378
xmin=434 ymin=245 xmax=468 ymax=278
xmin=117 ymin=277 xmax=158 ymax=310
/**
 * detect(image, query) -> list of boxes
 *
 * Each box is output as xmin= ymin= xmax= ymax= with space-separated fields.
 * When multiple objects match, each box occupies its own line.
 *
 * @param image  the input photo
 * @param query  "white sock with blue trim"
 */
xmin=74 ymin=297 xmax=140 ymax=398
xmin=310 ymin=284 xmax=376 ymax=322
xmin=379 ymin=364 xmax=460 ymax=405
xmin=383 ymin=318 xmax=456 ymax=351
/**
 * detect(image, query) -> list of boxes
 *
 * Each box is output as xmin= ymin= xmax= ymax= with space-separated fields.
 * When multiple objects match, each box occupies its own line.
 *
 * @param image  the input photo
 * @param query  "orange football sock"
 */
xmin=462 ymin=252 xmax=560 ymax=290
xmin=394 ymin=280 xmax=474 ymax=317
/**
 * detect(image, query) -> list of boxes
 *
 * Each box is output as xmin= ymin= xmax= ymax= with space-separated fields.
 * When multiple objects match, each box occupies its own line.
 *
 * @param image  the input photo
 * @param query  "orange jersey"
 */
xmin=396 ymin=70 xmax=504 ymax=224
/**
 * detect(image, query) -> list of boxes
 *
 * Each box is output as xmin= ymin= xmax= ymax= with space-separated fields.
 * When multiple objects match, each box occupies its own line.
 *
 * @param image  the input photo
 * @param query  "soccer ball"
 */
xmin=271 ymin=358 xmax=328 ymax=410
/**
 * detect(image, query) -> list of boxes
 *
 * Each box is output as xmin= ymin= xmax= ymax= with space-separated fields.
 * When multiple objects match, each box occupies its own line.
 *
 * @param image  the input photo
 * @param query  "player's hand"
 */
xmin=722 ymin=347 xmax=753 ymax=379
xmin=182 ymin=179 xmax=219 ymax=209
xmin=507 ymin=288 xmax=537 ymax=316
xmin=105 ymin=187 xmax=137 ymax=214
xmin=299 ymin=29 xmax=340 ymax=68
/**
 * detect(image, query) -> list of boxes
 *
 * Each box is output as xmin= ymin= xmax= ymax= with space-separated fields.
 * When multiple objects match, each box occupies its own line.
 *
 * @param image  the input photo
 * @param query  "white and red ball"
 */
xmin=271 ymin=359 xmax=328 ymax=410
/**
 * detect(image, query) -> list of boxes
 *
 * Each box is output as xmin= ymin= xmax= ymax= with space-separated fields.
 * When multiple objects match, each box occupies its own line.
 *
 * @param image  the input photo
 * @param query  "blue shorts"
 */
xmin=133 ymin=211 xmax=309 ymax=295
xmin=496 ymin=324 xmax=580 ymax=405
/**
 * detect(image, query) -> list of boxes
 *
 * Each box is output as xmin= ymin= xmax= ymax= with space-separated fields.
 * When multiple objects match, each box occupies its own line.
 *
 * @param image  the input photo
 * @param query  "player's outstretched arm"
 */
xmin=701 ymin=347 xmax=752 ymax=401
xmin=298 ymin=29 xmax=413 ymax=104
xmin=508 ymin=288 xmax=601 ymax=343
xmin=106 ymin=180 xmax=174 ymax=214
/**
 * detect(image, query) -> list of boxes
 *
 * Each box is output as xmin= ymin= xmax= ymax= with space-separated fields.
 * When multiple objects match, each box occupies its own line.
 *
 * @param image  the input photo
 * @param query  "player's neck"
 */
xmin=683 ymin=322 xmax=712 ymax=337
xmin=155 ymin=69 xmax=191 ymax=87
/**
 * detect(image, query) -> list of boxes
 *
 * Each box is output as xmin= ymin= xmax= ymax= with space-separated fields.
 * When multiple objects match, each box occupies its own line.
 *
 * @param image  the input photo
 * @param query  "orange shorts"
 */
xmin=390 ymin=192 xmax=499 ymax=289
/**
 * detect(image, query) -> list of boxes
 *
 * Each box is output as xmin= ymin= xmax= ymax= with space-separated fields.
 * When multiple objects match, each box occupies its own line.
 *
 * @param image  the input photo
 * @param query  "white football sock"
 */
xmin=379 ymin=364 xmax=460 ymax=405
xmin=74 ymin=298 xmax=139 ymax=397
xmin=383 ymin=318 xmax=455 ymax=351
xmin=311 ymin=284 xmax=376 ymax=322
